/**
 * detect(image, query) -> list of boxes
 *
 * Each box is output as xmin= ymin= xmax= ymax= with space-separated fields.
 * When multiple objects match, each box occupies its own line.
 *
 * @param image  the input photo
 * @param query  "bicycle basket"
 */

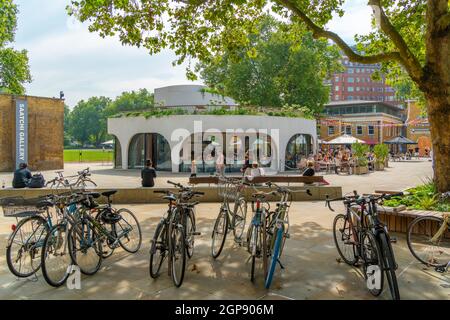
xmin=0 ymin=197 xmax=44 ymax=218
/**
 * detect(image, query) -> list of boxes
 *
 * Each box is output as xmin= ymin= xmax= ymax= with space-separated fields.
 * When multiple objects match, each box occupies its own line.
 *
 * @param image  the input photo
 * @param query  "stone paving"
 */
xmin=1 ymin=160 xmax=448 ymax=300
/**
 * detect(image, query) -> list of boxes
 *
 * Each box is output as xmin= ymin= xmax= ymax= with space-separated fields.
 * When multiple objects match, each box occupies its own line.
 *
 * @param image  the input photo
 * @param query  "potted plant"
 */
xmin=352 ymin=142 xmax=369 ymax=174
xmin=373 ymin=144 xmax=389 ymax=171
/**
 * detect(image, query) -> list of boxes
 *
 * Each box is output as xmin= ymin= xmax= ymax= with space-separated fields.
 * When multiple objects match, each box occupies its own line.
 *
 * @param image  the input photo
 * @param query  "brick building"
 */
xmin=405 ymin=100 xmax=432 ymax=156
xmin=0 ymin=94 xmax=64 ymax=171
xmin=319 ymin=100 xmax=405 ymax=146
xmin=329 ymin=55 xmax=398 ymax=105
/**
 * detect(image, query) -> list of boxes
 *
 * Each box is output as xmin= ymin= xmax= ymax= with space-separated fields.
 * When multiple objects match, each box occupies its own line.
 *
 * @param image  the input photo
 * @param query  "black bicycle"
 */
xmin=326 ymin=191 xmax=403 ymax=300
xmin=149 ymin=181 xmax=203 ymax=287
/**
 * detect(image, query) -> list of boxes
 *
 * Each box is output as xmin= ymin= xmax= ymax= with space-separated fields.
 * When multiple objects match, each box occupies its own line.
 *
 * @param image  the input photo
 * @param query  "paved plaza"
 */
xmin=1 ymin=160 xmax=448 ymax=300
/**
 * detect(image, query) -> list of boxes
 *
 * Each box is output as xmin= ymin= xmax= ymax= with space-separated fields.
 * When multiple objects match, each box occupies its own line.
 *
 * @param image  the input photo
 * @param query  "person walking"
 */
xmin=12 ymin=163 xmax=32 ymax=188
xmin=141 ymin=159 xmax=157 ymax=187
xmin=190 ymin=160 xmax=197 ymax=178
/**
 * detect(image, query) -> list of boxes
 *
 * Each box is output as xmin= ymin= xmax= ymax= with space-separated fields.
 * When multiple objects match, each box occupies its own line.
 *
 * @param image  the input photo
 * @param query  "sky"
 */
xmin=13 ymin=0 xmax=373 ymax=107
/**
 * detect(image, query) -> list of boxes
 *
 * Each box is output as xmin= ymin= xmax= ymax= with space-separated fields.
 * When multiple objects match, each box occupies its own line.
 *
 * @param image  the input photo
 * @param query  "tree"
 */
xmin=105 ymin=88 xmax=154 ymax=115
xmin=197 ymin=16 xmax=341 ymax=111
xmin=69 ymin=97 xmax=111 ymax=147
xmin=0 ymin=0 xmax=31 ymax=94
xmin=63 ymin=104 xmax=72 ymax=147
xmin=68 ymin=0 xmax=450 ymax=191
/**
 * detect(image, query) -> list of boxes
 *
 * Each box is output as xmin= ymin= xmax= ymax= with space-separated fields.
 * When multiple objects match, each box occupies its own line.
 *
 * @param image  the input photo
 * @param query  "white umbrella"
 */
xmin=101 ymin=140 xmax=114 ymax=145
xmin=326 ymin=134 xmax=366 ymax=145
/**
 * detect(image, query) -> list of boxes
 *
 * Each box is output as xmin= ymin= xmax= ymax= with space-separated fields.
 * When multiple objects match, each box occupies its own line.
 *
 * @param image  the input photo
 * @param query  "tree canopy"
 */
xmin=197 ymin=16 xmax=341 ymax=111
xmin=0 ymin=0 xmax=31 ymax=94
xmin=66 ymin=89 xmax=155 ymax=147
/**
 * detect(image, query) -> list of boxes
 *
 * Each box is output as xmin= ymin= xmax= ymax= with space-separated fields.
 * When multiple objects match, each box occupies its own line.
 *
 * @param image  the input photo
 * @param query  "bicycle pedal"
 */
xmin=390 ymin=237 xmax=397 ymax=243
xmin=285 ymin=233 xmax=290 ymax=239
xmin=191 ymin=232 xmax=201 ymax=236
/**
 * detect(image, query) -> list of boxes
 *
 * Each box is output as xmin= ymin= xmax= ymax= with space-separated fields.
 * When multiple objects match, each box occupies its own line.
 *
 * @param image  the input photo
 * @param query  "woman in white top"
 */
xmin=244 ymin=162 xmax=265 ymax=178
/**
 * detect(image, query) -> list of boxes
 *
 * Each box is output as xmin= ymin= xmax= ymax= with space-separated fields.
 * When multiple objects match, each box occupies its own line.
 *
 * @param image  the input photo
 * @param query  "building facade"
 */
xmin=319 ymin=100 xmax=405 ymax=145
xmin=109 ymin=85 xmax=317 ymax=172
xmin=0 ymin=94 xmax=64 ymax=171
xmin=329 ymin=56 xmax=397 ymax=105
xmin=405 ymin=100 xmax=432 ymax=156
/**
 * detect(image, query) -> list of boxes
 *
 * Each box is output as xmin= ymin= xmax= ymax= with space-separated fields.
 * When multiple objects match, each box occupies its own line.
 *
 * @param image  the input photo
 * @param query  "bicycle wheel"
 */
xmin=232 ymin=198 xmax=247 ymax=241
xmin=68 ymin=220 xmax=102 ymax=276
xmin=249 ymin=225 xmax=259 ymax=282
xmin=41 ymin=223 xmax=72 ymax=287
xmin=6 ymin=216 xmax=49 ymax=278
xmin=170 ymin=223 xmax=186 ymax=287
xmin=211 ymin=209 xmax=228 ymax=259
xmin=116 ymin=208 xmax=142 ymax=253
xmin=94 ymin=211 xmax=116 ymax=258
xmin=185 ymin=210 xmax=196 ymax=259
xmin=265 ymin=224 xmax=284 ymax=289
xmin=149 ymin=220 xmax=168 ymax=278
xmin=333 ymin=214 xmax=358 ymax=265
xmin=361 ymin=231 xmax=384 ymax=297
xmin=379 ymin=232 xmax=400 ymax=300
xmin=407 ymin=215 xmax=450 ymax=267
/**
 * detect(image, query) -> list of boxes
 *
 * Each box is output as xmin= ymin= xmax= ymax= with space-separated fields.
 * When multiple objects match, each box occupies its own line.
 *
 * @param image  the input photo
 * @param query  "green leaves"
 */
xmin=197 ymin=16 xmax=340 ymax=111
xmin=0 ymin=0 xmax=17 ymax=47
xmin=0 ymin=0 xmax=32 ymax=94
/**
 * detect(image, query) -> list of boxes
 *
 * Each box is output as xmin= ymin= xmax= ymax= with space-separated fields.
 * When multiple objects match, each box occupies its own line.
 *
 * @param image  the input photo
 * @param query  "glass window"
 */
xmin=345 ymin=126 xmax=352 ymax=135
xmin=113 ymin=136 xmax=122 ymax=168
xmin=328 ymin=126 xmax=335 ymax=135
xmin=356 ymin=126 xmax=363 ymax=135
xmin=368 ymin=125 xmax=375 ymax=135
xmin=348 ymin=68 xmax=354 ymax=73
xmin=335 ymin=76 xmax=339 ymax=82
xmin=128 ymin=133 xmax=171 ymax=170
xmin=335 ymin=85 xmax=339 ymax=91
xmin=348 ymin=87 xmax=354 ymax=92
xmin=285 ymin=134 xmax=312 ymax=171
xmin=348 ymin=96 xmax=353 ymax=100
xmin=348 ymin=77 xmax=354 ymax=83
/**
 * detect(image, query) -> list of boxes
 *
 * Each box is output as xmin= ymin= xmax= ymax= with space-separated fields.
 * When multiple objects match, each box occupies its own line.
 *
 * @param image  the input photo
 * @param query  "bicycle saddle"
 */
xmin=163 ymin=195 xmax=177 ymax=202
xmin=36 ymin=200 xmax=53 ymax=209
xmin=86 ymin=192 xmax=101 ymax=199
xmin=102 ymin=190 xmax=117 ymax=198
xmin=252 ymin=193 xmax=267 ymax=199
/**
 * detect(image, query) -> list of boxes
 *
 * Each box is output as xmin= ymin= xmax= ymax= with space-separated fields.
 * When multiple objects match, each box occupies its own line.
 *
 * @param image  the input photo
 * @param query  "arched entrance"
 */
xmin=178 ymin=132 xmax=274 ymax=173
xmin=285 ymin=134 xmax=312 ymax=171
xmin=128 ymin=133 xmax=171 ymax=170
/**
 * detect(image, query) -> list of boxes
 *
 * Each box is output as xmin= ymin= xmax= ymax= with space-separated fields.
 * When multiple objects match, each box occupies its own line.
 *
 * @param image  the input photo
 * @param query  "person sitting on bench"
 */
xmin=302 ymin=160 xmax=315 ymax=177
xmin=141 ymin=159 xmax=157 ymax=187
xmin=12 ymin=163 xmax=32 ymax=188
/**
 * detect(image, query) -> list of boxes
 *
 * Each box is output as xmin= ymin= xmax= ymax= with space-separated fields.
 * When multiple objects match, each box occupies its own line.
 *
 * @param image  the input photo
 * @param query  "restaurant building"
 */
xmin=109 ymin=85 xmax=318 ymax=172
xmin=318 ymin=100 xmax=405 ymax=145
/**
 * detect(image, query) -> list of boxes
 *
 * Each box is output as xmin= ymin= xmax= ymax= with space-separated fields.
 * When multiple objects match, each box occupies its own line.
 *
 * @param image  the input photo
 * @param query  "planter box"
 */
xmin=375 ymin=162 xmax=385 ymax=171
xmin=354 ymin=166 xmax=369 ymax=175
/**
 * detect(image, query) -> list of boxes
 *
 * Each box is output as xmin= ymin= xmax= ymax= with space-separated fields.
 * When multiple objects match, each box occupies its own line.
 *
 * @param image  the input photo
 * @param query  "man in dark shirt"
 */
xmin=141 ymin=159 xmax=157 ymax=187
xmin=302 ymin=160 xmax=315 ymax=177
xmin=12 ymin=163 xmax=32 ymax=188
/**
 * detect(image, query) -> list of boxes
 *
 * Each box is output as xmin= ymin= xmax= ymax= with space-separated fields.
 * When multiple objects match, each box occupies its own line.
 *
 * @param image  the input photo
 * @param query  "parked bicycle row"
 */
xmin=1 ymin=179 xmax=448 ymax=300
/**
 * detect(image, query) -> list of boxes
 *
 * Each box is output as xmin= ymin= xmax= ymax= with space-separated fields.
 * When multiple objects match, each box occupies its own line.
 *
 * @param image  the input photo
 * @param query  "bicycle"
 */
xmin=264 ymin=182 xmax=311 ymax=288
xmin=245 ymin=183 xmax=272 ymax=283
xmin=46 ymin=168 xmax=97 ymax=189
xmin=407 ymin=212 xmax=450 ymax=271
xmin=149 ymin=181 xmax=203 ymax=287
xmin=2 ymin=195 xmax=59 ymax=278
xmin=41 ymin=190 xmax=141 ymax=287
xmin=211 ymin=176 xmax=248 ymax=258
xmin=326 ymin=191 xmax=403 ymax=300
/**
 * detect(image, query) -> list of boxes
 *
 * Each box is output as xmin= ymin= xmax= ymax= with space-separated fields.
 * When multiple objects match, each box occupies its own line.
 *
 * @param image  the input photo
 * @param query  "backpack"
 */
xmin=28 ymin=173 xmax=46 ymax=188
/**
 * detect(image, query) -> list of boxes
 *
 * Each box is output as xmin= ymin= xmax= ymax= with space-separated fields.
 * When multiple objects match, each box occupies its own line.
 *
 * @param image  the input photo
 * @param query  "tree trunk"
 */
xmin=426 ymin=94 xmax=450 ymax=192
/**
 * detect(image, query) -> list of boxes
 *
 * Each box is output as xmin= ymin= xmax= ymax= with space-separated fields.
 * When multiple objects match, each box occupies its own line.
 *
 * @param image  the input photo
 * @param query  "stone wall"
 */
xmin=0 ymin=94 xmax=64 ymax=171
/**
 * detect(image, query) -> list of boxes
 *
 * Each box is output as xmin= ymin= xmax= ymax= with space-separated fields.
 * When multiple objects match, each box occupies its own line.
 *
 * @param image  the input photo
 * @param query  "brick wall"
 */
xmin=0 ymin=94 xmax=64 ymax=171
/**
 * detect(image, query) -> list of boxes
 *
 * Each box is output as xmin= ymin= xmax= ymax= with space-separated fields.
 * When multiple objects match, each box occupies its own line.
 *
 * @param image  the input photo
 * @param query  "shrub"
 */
xmin=373 ymin=144 xmax=389 ymax=164
xmin=352 ymin=142 xmax=369 ymax=167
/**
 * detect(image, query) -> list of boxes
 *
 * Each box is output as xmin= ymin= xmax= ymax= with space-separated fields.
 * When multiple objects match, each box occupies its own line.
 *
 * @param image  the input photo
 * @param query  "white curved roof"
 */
xmin=154 ymin=84 xmax=237 ymax=107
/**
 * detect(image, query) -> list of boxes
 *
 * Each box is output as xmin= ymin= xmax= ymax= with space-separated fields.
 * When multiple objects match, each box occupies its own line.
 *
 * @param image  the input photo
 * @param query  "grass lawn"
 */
xmin=64 ymin=149 xmax=114 ymax=162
